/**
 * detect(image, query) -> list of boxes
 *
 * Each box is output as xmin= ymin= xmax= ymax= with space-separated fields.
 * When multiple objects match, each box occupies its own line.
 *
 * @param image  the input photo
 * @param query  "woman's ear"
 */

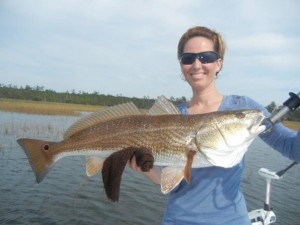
xmin=216 ymin=58 xmax=223 ymax=74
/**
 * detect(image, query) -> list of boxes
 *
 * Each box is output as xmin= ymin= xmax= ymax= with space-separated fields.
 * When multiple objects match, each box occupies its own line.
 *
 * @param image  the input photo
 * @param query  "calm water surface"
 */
xmin=0 ymin=112 xmax=299 ymax=225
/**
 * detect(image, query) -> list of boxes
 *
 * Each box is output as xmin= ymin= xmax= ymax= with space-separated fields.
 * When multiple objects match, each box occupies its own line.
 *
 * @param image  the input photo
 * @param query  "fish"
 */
xmin=17 ymin=96 xmax=266 ymax=201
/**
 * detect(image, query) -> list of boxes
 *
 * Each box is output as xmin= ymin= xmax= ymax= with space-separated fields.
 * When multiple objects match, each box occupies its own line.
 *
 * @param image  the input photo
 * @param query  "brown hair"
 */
xmin=177 ymin=26 xmax=226 ymax=60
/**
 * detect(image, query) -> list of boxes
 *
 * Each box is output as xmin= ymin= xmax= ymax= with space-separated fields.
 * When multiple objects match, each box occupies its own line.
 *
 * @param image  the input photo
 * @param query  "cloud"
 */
xmin=229 ymin=33 xmax=300 ymax=53
xmin=1 ymin=0 xmax=300 ymax=105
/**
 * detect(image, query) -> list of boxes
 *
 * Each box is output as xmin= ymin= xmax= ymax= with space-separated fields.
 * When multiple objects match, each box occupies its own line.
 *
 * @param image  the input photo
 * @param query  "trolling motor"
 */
xmin=260 ymin=162 xmax=298 ymax=212
xmin=248 ymin=91 xmax=300 ymax=225
xmin=248 ymin=162 xmax=298 ymax=225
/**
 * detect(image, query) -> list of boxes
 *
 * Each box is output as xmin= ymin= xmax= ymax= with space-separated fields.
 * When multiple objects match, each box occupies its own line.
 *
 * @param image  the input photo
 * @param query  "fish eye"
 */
xmin=43 ymin=144 xmax=49 ymax=151
xmin=235 ymin=113 xmax=246 ymax=119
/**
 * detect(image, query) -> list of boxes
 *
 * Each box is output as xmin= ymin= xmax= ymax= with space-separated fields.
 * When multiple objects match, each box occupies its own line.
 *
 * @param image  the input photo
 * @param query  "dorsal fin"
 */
xmin=147 ymin=95 xmax=180 ymax=115
xmin=64 ymin=102 xmax=141 ymax=139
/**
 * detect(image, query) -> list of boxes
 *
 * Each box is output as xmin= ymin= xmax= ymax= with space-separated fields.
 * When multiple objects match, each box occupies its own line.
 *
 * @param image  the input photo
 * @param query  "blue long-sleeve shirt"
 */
xmin=162 ymin=95 xmax=300 ymax=225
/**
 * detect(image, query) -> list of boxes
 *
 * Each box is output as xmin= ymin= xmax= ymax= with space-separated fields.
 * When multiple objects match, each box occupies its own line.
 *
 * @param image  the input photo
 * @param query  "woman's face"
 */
xmin=180 ymin=36 xmax=222 ymax=91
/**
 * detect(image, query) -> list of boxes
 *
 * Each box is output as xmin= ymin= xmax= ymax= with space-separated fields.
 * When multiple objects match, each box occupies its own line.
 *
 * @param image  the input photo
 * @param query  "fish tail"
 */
xmin=17 ymin=138 xmax=58 ymax=183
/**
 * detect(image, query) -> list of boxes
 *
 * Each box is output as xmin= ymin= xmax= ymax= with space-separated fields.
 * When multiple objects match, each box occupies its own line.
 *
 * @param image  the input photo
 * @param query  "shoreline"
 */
xmin=0 ymin=98 xmax=299 ymax=130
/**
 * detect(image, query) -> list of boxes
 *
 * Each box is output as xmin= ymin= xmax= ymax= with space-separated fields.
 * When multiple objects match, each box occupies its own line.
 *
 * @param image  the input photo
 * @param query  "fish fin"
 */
xmin=184 ymin=150 xmax=196 ymax=184
xmin=148 ymin=95 xmax=180 ymax=115
xmin=86 ymin=156 xmax=104 ymax=177
xmin=17 ymin=138 xmax=58 ymax=183
xmin=161 ymin=167 xmax=184 ymax=194
xmin=64 ymin=102 xmax=142 ymax=139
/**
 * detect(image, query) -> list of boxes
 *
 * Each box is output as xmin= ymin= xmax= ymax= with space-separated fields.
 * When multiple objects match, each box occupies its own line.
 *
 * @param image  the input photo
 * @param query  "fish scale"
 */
xmin=52 ymin=113 xmax=261 ymax=166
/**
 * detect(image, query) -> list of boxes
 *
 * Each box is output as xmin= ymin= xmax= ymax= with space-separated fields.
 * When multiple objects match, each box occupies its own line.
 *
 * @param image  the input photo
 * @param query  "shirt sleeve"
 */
xmin=177 ymin=102 xmax=188 ymax=115
xmin=245 ymin=96 xmax=300 ymax=162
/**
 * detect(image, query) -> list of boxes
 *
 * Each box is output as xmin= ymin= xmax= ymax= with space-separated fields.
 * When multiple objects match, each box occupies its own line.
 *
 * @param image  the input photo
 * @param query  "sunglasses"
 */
xmin=179 ymin=51 xmax=219 ymax=65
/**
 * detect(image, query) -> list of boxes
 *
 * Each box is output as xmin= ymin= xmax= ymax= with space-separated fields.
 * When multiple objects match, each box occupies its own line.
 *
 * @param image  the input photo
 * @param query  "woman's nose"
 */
xmin=192 ymin=58 xmax=202 ymax=68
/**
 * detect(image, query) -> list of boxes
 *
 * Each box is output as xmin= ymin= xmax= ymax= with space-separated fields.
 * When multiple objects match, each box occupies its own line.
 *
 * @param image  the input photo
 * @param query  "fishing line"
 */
xmin=72 ymin=175 xmax=91 ymax=213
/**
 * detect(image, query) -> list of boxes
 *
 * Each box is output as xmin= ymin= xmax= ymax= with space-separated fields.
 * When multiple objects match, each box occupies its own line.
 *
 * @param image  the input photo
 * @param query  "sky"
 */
xmin=1 ymin=0 xmax=300 ymax=106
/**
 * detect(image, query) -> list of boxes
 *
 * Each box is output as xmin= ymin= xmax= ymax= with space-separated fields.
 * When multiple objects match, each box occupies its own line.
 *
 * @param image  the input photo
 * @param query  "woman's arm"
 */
xmin=260 ymin=124 xmax=300 ymax=162
xmin=245 ymin=96 xmax=300 ymax=162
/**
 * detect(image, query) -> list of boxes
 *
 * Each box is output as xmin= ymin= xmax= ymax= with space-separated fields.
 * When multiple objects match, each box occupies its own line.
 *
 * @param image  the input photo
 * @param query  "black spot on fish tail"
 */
xmin=102 ymin=147 xmax=153 ymax=202
xmin=43 ymin=144 xmax=49 ymax=151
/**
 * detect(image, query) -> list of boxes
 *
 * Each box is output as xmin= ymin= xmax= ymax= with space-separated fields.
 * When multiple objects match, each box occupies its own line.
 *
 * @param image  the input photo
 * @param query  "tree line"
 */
xmin=0 ymin=84 xmax=186 ymax=109
xmin=0 ymin=84 xmax=299 ymax=121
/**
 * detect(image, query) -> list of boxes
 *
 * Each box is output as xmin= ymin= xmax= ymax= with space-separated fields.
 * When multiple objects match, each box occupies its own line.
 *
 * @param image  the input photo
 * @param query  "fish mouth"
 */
xmin=227 ymin=113 xmax=266 ymax=147
xmin=249 ymin=114 xmax=266 ymax=135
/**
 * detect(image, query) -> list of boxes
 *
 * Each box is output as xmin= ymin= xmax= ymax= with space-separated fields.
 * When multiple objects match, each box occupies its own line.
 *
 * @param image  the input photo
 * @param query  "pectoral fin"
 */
xmin=184 ymin=150 xmax=196 ymax=184
xmin=86 ymin=156 xmax=105 ymax=177
xmin=161 ymin=167 xmax=184 ymax=194
xmin=161 ymin=150 xmax=197 ymax=194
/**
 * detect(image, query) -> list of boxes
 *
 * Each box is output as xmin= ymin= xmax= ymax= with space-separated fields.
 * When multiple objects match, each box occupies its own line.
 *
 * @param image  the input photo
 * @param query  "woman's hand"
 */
xmin=128 ymin=155 xmax=162 ymax=185
xmin=128 ymin=155 xmax=142 ymax=173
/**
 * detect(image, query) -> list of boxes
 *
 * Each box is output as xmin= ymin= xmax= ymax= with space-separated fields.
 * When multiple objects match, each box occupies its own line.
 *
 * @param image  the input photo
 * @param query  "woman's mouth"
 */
xmin=190 ymin=72 xmax=205 ymax=77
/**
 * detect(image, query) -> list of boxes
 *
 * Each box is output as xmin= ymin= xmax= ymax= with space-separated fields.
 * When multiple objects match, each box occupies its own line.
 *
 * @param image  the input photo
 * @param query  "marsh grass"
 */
xmin=4 ymin=127 xmax=10 ymax=135
xmin=2 ymin=120 xmax=65 ymax=141
xmin=0 ymin=98 xmax=104 ymax=116
xmin=1 ymin=98 xmax=299 ymax=130
xmin=282 ymin=121 xmax=300 ymax=131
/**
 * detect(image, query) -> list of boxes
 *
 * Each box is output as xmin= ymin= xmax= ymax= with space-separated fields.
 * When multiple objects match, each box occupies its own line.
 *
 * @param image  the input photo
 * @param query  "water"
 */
xmin=0 ymin=112 xmax=299 ymax=225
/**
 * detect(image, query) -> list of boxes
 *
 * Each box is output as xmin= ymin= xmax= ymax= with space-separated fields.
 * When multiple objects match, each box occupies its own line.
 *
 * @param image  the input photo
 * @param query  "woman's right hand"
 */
xmin=128 ymin=155 xmax=162 ymax=185
xmin=128 ymin=155 xmax=142 ymax=173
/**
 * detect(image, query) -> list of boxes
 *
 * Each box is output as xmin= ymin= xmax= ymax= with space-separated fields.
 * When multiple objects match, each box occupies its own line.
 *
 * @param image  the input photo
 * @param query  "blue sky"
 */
xmin=1 ymin=0 xmax=300 ymax=105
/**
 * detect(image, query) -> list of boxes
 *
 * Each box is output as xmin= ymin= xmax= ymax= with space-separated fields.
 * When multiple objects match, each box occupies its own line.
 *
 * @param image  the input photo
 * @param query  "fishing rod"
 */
xmin=265 ymin=91 xmax=300 ymax=126
xmin=249 ymin=91 xmax=300 ymax=225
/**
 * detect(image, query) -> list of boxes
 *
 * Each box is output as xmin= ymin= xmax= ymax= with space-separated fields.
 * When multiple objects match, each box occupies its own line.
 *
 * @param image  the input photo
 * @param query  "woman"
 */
xmin=129 ymin=26 xmax=300 ymax=225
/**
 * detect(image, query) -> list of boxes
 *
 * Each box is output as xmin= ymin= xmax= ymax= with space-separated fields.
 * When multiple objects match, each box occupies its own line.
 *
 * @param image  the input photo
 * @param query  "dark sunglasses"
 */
xmin=179 ymin=51 xmax=219 ymax=65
